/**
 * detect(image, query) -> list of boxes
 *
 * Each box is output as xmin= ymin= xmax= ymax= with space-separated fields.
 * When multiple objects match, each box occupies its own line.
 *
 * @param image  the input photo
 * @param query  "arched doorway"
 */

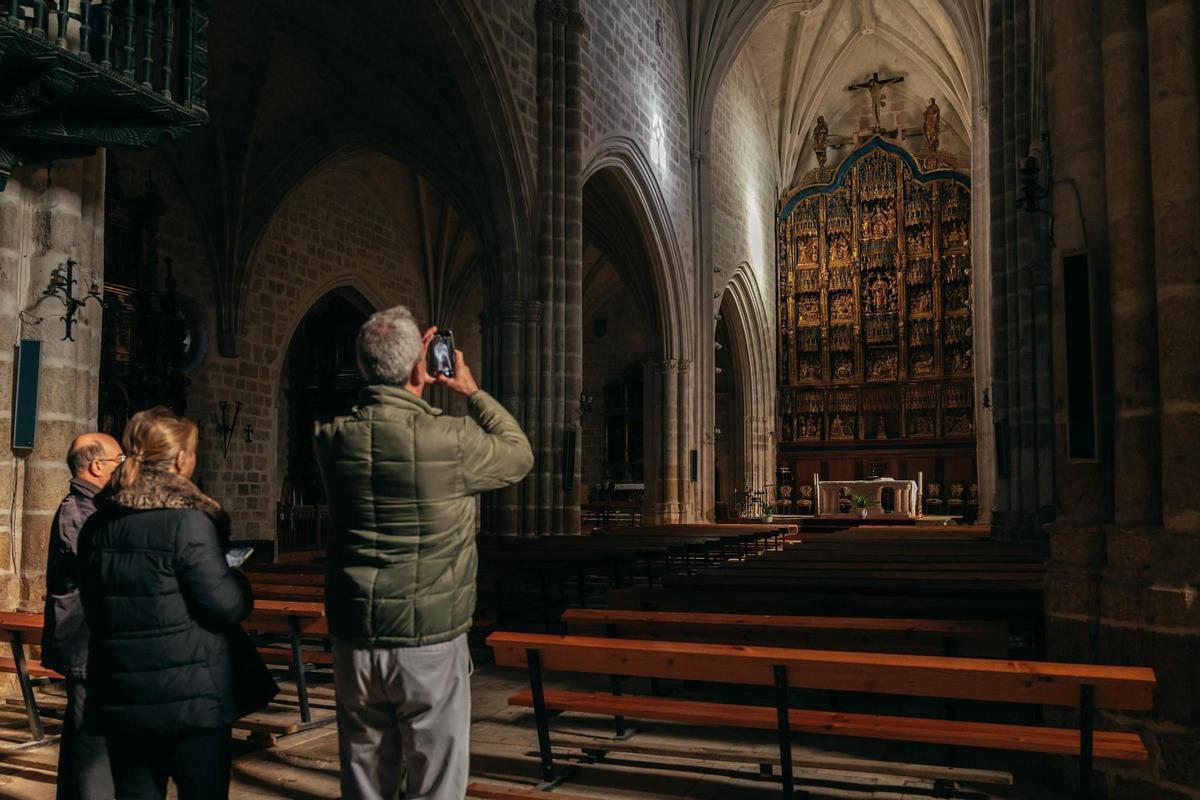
xmin=278 ymin=289 xmax=373 ymax=508
xmin=581 ymin=167 xmax=664 ymax=525
xmin=713 ymin=304 xmax=737 ymax=519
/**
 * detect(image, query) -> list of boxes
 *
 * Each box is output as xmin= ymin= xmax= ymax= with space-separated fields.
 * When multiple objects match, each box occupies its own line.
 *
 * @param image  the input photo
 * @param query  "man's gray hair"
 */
xmin=356 ymin=305 xmax=423 ymax=385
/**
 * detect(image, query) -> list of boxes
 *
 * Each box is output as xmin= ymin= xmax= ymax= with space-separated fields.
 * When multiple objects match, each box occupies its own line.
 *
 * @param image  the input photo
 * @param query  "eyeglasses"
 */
xmin=94 ymin=454 xmax=127 ymax=465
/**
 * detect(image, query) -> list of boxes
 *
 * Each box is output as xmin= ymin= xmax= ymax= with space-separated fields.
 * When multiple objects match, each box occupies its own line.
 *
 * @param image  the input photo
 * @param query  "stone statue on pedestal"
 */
xmin=923 ymin=98 xmax=941 ymax=153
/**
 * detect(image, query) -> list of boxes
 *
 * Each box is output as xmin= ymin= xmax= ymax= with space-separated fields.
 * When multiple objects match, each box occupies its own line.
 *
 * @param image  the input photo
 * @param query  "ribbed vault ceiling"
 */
xmin=681 ymin=0 xmax=986 ymax=190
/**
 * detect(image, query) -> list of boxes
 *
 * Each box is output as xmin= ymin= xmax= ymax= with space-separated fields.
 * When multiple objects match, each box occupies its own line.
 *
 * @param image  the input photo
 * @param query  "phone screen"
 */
xmin=429 ymin=330 xmax=455 ymax=377
xmin=225 ymin=546 xmax=254 ymax=569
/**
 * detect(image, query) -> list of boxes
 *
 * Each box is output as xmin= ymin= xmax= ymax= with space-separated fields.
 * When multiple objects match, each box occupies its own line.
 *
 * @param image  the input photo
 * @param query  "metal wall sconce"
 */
xmin=1018 ymin=154 xmax=1049 ymax=213
xmin=573 ymin=391 xmax=594 ymax=426
xmin=39 ymin=258 xmax=105 ymax=341
xmin=1019 ymin=136 xmax=1053 ymax=215
xmin=212 ymin=401 xmax=243 ymax=459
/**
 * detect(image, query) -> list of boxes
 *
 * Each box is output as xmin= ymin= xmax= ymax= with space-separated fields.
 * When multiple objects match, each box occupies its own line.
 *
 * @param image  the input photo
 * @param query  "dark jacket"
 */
xmin=78 ymin=467 xmax=273 ymax=738
xmin=41 ymin=478 xmax=100 ymax=678
xmin=315 ymin=388 xmax=533 ymax=647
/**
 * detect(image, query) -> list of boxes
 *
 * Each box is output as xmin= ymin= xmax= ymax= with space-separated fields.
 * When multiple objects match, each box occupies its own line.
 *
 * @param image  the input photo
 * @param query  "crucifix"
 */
xmin=848 ymin=71 xmax=905 ymax=131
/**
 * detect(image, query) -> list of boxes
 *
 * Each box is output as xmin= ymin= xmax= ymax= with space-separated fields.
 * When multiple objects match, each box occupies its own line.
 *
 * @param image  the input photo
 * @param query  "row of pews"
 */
xmin=0 ymin=520 xmax=1156 ymax=800
xmin=0 ymin=522 xmax=782 ymax=744
xmin=485 ymin=521 xmax=1155 ymax=799
xmin=0 ymin=598 xmax=331 ymax=742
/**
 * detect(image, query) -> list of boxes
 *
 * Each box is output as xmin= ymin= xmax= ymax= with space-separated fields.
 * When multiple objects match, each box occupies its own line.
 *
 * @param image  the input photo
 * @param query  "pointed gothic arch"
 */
xmin=718 ymin=264 xmax=776 ymax=502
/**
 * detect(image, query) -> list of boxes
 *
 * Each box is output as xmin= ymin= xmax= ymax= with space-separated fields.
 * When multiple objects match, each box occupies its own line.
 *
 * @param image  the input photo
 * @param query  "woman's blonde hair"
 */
xmin=111 ymin=406 xmax=199 ymax=491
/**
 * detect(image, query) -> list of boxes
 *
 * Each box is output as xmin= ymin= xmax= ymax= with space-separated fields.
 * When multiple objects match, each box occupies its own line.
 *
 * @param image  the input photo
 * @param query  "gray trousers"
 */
xmin=333 ymin=634 xmax=472 ymax=800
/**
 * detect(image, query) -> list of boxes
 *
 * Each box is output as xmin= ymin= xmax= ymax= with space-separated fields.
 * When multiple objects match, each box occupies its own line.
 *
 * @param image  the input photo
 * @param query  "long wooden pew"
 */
xmin=488 ymin=631 xmax=1154 ymax=799
xmin=605 ymin=585 xmax=1041 ymax=621
xmin=243 ymin=598 xmax=330 ymax=726
xmin=0 ymin=612 xmax=63 ymax=741
xmin=562 ymin=608 xmax=1010 ymax=657
xmin=0 ymin=602 xmax=335 ymax=739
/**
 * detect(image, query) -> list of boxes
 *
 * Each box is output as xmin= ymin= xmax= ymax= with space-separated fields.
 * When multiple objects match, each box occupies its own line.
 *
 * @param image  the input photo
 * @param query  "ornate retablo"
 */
xmin=776 ymin=137 xmax=973 ymax=444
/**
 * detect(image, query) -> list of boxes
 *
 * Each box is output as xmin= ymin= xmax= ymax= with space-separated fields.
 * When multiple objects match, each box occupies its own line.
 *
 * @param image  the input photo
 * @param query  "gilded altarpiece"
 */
xmin=776 ymin=138 xmax=975 ymax=492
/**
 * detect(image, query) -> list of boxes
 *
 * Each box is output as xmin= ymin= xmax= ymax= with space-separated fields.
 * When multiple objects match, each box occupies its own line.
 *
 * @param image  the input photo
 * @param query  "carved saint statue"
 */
xmin=923 ymin=98 xmax=941 ymax=153
xmin=831 ymin=415 xmax=846 ymax=437
xmin=813 ymin=115 xmax=829 ymax=167
xmin=876 ymin=416 xmax=887 ymax=439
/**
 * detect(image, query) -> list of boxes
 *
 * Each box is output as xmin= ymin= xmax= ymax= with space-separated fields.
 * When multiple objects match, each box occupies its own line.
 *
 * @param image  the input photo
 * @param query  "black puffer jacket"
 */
xmin=78 ymin=467 xmax=260 ymax=739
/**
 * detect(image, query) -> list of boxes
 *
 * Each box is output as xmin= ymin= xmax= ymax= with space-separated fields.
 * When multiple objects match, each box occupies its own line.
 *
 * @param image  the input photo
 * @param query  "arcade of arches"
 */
xmin=0 ymin=1 xmax=1197 ymax=797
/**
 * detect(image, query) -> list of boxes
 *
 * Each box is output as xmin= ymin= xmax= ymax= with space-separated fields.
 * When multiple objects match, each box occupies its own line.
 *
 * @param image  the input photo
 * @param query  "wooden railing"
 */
xmin=1 ymin=0 xmax=208 ymax=112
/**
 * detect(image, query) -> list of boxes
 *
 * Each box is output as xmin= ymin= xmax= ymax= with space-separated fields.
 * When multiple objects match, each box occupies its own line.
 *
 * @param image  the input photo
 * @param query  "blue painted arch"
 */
xmin=778 ymin=136 xmax=970 ymax=222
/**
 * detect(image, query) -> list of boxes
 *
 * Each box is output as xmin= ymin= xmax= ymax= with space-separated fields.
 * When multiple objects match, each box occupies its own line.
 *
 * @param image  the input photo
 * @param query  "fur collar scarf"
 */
xmin=109 ymin=467 xmax=222 ymax=517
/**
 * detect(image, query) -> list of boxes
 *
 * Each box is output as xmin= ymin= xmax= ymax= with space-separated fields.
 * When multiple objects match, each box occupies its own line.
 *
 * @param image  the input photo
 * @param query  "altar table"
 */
xmin=815 ymin=478 xmax=919 ymax=518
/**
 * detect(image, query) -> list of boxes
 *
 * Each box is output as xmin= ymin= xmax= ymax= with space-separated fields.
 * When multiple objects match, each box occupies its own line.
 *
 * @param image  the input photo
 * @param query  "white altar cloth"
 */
xmin=815 ymin=478 xmax=920 ymax=518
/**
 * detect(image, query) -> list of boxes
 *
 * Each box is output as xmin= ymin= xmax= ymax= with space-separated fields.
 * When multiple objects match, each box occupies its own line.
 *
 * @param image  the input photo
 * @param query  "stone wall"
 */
xmin=708 ymin=50 xmax=778 ymax=496
xmin=1041 ymin=0 xmax=1200 ymax=796
xmin=1046 ymin=525 xmax=1200 ymax=800
xmin=471 ymin=0 xmax=539 ymax=175
xmin=112 ymin=151 xmax=430 ymax=540
xmin=710 ymin=50 xmax=776 ymax=320
xmin=0 ymin=158 xmax=106 ymax=611
xmin=582 ymin=0 xmax=694 ymax=282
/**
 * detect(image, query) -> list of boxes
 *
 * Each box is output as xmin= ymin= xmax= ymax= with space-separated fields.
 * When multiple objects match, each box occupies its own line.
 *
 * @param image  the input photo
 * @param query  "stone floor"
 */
xmin=0 ymin=666 xmax=1064 ymax=799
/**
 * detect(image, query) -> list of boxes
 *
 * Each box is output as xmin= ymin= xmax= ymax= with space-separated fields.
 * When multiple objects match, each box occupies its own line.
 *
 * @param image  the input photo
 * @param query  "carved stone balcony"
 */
xmin=0 ymin=0 xmax=209 ymax=189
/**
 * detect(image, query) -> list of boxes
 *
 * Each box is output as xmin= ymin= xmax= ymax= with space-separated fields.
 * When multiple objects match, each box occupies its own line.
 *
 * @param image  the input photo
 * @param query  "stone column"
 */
xmin=1101 ymin=0 xmax=1161 ymax=527
xmin=0 ymin=158 xmax=105 ymax=612
xmin=676 ymin=359 xmax=693 ymax=521
xmin=971 ymin=97 xmax=996 ymax=525
xmin=1147 ymin=0 xmax=1200 ymax=533
xmin=550 ymin=0 xmax=567 ymax=536
xmin=523 ymin=305 xmax=543 ymax=536
xmin=1046 ymin=0 xmax=1113 ymax=525
xmin=534 ymin=0 xmax=556 ymax=536
xmin=562 ymin=1 xmax=584 ymax=535
xmin=497 ymin=301 xmax=529 ymax=536
xmin=653 ymin=359 xmax=683 ymax=522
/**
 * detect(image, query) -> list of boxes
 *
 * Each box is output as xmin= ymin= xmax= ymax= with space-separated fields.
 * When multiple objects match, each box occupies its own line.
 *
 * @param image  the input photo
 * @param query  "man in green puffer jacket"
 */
xmin=314 ymin=305 xmax=533 ymax=800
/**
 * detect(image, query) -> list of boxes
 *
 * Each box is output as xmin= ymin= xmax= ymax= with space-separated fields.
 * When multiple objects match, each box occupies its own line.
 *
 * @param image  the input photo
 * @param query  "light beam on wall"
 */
xmin=650 ymin=115 xmax=667 ymax=171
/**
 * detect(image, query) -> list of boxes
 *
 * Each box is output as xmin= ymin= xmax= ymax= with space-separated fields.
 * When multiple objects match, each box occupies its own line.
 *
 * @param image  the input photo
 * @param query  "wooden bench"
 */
xmin=467 ymin=782 xmax=607 ymax=800
xmin=0 ymin=612 xmax=64 ymax=742
xmin=245 ymin=599 xmax=329 ymax=724
xmin=0 ymin=603 xmax=334 ymax=738
xmin=562 ymin=608 xmax=1010 ymax=658
xmin=487 ymin=631 xmax=1154 ymax=799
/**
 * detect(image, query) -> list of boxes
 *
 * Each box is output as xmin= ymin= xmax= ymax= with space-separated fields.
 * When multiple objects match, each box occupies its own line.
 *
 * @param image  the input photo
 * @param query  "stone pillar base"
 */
xmin=1045 ymin=523 xmax=1200 ymax=799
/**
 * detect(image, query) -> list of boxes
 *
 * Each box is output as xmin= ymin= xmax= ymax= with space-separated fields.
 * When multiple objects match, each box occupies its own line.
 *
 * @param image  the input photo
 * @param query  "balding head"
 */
xmin=68 ymin=433 xmax=124 ymax=489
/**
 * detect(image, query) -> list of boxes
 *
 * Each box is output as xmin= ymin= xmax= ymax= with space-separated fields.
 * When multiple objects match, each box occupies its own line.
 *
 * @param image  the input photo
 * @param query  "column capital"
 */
xmin=653 ymin=358 xmax=692 ymax=374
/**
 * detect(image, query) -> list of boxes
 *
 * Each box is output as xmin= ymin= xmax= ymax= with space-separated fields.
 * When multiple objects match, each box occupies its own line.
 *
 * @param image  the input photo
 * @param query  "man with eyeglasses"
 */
xmin=43 ymin=432 xmax=123 ymax=800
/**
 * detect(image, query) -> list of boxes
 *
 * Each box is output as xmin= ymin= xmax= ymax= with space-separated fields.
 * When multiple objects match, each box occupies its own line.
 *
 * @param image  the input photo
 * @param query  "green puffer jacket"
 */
xmin=314 ymin=386 xmax=533 ymax=647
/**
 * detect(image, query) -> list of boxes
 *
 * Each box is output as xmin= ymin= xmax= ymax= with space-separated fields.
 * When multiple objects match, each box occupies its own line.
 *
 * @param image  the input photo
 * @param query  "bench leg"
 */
xmin=608 ymin=674 xmax=639 ymax=740
xmin=774 ymin=665 xmax=807 ymax=800
xmin=288 ymin=617 xmax=311 ymax=724
xmin=9 ymin=632 xmax=44 ymax=741
xmin=527 ymin=649 xmax=579 ymax=789
xmin=1079 ymin=684 xmax=1094 ymax=800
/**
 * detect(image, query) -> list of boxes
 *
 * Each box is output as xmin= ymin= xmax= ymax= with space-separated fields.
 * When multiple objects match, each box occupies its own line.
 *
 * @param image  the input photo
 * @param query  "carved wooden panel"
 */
xmin=777 ymin=139 xmax=973 ymax=445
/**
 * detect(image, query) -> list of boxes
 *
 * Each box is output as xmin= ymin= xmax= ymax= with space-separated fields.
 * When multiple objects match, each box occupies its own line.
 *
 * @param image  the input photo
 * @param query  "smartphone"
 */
xmin=225 ymin=546 xmax=254 ymax=569
xmin=429 ymin=330 xmax=455 ymax=378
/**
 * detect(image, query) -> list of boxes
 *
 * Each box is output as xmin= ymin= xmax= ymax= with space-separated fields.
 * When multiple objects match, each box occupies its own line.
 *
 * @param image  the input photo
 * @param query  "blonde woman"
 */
xmin=78 ymin=407 xmax=274 ymax=800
